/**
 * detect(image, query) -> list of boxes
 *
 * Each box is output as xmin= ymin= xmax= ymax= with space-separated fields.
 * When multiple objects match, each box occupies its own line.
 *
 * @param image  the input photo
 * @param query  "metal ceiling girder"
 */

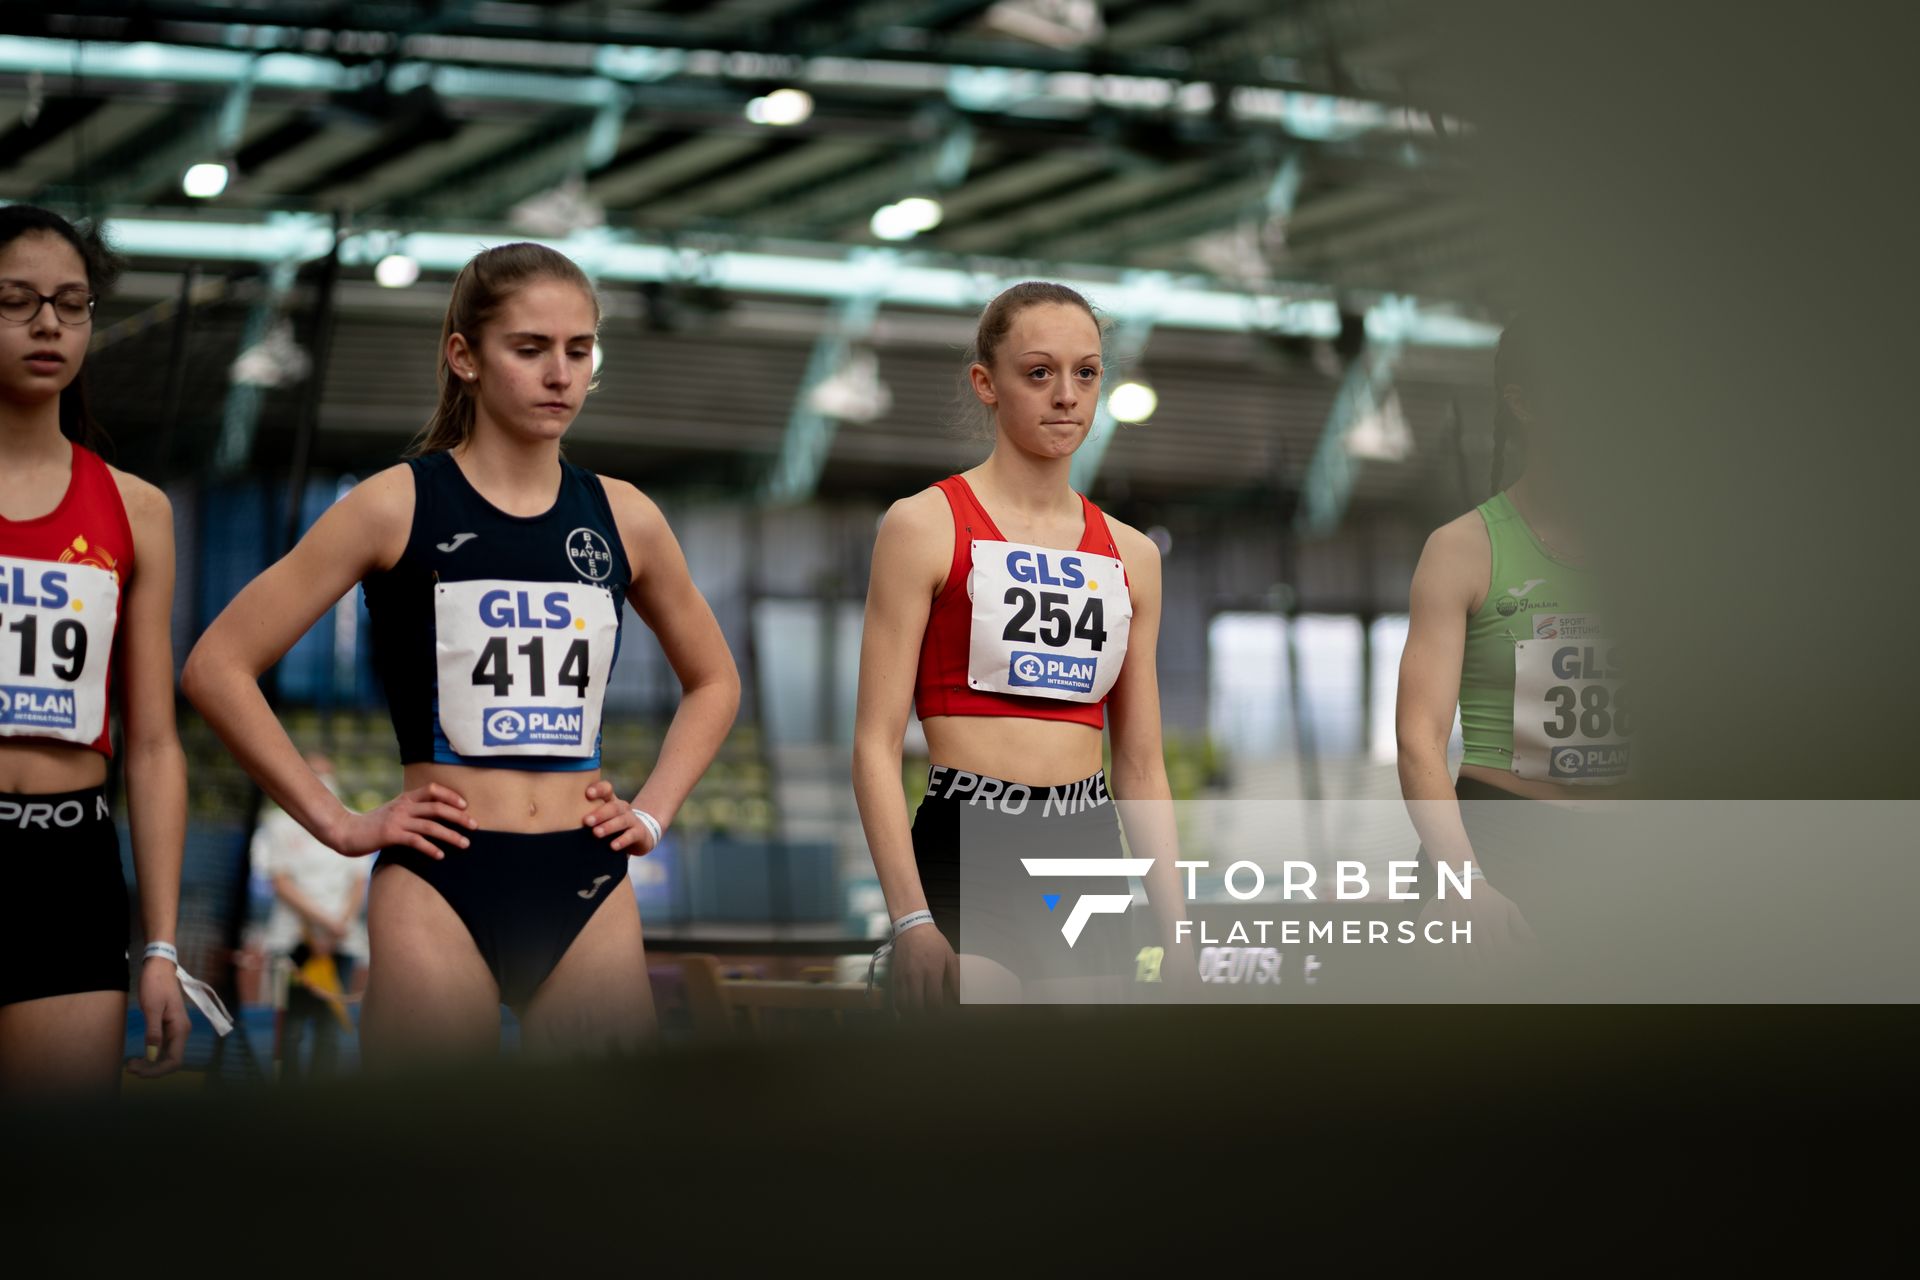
xmin=0 ymin=34 xmax=1441 ymax=141
xmin=214 ymin=255 xmax=301 ymax=475
xmin=65 ymin=65 xmax=256 ymax=207
xmin=1069 ymin=269 xmax=1169 ymax=493
xmin=87 ymin=210 xmax=1501 ymax=347
xmin=761 ymin=248 xmax=895 ymax=504
xmin=424 ymin=91 xmax=632 ymax=219
xmin=13 ymin=4 xmax=1435 ymax=100
xmin=1295 ymin=298 xmax=1423 ymax=537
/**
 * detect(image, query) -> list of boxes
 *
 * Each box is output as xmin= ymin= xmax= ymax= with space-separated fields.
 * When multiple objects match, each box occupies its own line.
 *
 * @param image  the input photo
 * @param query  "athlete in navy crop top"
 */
xmin=186 ymin=243 xmax=740 ymax=1057
xmin=362 ymin=448 xmax=632 ymax=772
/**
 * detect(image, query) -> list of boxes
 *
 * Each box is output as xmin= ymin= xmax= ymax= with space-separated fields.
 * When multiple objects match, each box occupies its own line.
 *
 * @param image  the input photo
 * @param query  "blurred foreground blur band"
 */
xmin=2 ymin=0 xmax=1916 ymax=1194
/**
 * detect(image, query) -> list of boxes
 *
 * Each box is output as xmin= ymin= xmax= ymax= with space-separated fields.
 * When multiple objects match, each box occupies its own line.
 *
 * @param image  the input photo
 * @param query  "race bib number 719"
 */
xmin=0 ymin=555 xmax=117 ymax=746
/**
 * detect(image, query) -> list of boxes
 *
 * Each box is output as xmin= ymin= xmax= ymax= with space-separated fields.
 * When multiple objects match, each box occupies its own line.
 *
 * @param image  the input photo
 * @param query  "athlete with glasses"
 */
xmin=0 ymin=206 xmax=211 ymax=1096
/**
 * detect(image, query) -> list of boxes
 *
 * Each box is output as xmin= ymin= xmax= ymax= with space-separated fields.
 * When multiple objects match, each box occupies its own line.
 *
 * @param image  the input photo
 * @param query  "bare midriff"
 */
xmin=401 ymin=760 xmax=607 ymax=834
xmin=0 ymin=741 xmax=107 ymax=795
xmin=921 ymin=715 xmax=1104 ymax=788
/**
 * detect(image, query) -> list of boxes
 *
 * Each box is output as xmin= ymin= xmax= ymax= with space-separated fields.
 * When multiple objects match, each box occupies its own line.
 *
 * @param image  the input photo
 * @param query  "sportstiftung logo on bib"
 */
xmin=1007 ymin=650 xmax=1096 ymax=695
xmin=565 ymin=528 xmax=613 ymax=582
xmin=0 ymin=686 xmax=76 ymax=729
xmin=483 ymin=705 xmax=585 ymax=748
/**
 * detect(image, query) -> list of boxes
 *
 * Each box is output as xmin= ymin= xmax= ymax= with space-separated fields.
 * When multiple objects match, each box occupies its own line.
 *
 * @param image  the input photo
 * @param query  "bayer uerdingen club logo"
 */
xmin=1020 ymin=858 xmax=1154 ymax=947
xmin=566 ymin=527 xmax=613 ymax=582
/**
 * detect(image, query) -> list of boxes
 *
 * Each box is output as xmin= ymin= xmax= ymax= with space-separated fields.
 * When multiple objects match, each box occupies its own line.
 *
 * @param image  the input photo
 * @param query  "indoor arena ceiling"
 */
xmin=0 ymin=1 xmax=1502 ymax=516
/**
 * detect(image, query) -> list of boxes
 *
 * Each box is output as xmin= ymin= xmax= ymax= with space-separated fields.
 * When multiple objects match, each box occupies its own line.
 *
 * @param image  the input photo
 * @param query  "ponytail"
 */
xmin=1489 ymin=313 xmax=1531 ymax=496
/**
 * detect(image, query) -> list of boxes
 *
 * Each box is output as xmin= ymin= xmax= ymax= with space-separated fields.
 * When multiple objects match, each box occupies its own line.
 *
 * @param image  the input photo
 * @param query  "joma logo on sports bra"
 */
xmin=477 ymin=589 xmax=578 ymax=630
xmin=0 ymin=565 xmax=71 ymax=608
xmin=1005 ymin=550 xmax=1084 ymax=588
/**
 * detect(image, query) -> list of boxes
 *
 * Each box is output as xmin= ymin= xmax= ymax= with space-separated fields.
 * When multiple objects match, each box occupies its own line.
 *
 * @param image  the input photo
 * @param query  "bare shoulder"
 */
xmin=1422 ymin=509 xmax=1490 ymax=566
xmin=881 ymin=486 xmax=951 ymax=539
xmin=1416 ymin=509 xmax=1491 ymax=607
xmin=106 ymin=465 xmax=171 ymax=528
xmin=1101 ymin=513 xmax=1162 ymax=583
xmin=874 ymin=486 xmax=955 ymax=595
xmin=333 ymin=461 xmax=415 ymax=533
xmin=597 ymin=474 xmax=667 ymax=534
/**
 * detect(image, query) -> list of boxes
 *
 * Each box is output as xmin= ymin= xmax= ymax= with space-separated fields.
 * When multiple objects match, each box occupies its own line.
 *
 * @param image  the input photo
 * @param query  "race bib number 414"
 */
xmin=0 ymin=555 xmax=117 ymax=746
xmin=966 ymin=540 xmax=1131 ymax=704
xmin=1511 ymin=612 xmax=1630 ymax=784
xmin=433 ymin=579 xmax=618 ymax=758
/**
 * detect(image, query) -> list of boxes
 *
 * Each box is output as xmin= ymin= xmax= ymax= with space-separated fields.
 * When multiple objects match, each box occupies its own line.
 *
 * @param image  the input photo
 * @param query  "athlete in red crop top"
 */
xmin=853 ymin=282 xmax=1190 ymax=1010
xmin=0 ymin=206 xmax=198 ymax=1095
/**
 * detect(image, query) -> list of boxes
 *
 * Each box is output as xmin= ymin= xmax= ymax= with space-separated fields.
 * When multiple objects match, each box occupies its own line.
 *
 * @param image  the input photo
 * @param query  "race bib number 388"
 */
xmin=967 ymin=540 xmax=1131 ymax=704
xmin=1511 ymin=612 xmax=1630 ymax=784
xmin=0 ymin=555 xmax=118 ymax=746
xmin=434 ymin=579 xmax=618 ymax=758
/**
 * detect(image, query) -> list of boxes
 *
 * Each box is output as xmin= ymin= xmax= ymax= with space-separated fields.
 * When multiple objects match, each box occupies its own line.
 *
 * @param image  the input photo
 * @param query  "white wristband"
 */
xmin=140 ymin=942 xmax=234 ymax=1037
xmin=868 ymin=911 xmax=937 ymax=997
xmin=892 ymin=910 xmax=935 ymax=938
xmin=630 ymin=808 xmax=663 ymax=847
xmin=1466 ymin=865 xmax=1486 ymax=882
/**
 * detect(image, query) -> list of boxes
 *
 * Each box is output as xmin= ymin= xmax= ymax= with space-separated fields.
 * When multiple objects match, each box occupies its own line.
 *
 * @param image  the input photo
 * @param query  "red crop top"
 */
xmin=0 ymin=442 xmax=134 ymax=757
xmin=913 ymin=474 xmax=1127 ymax=729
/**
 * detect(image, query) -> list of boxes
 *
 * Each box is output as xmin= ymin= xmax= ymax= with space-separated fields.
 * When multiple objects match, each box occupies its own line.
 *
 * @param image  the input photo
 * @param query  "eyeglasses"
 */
xmin=0 ymin=286 xmax=96 ymax=326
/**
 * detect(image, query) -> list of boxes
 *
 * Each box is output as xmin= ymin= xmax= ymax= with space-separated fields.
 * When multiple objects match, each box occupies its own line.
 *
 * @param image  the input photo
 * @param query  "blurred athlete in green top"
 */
xmin=1396 ymin=315 xmax=1629 ymax=971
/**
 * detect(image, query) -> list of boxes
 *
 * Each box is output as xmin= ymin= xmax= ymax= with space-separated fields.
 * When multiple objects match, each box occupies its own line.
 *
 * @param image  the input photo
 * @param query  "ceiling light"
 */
xmin=747 ymin=87 xmax=813 ymax=127
xmin=374 ymin=253 xmax=420 ymax=288
xmin=870 ymin=197 xmax=943 ymax=241
xmin=182 ymin=162 xmax=229 ymax=199
xmin=893 ymin=197 xmax=943 ymax=233
xmin=1108 ymin=380 xmax=1158 ymax=424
